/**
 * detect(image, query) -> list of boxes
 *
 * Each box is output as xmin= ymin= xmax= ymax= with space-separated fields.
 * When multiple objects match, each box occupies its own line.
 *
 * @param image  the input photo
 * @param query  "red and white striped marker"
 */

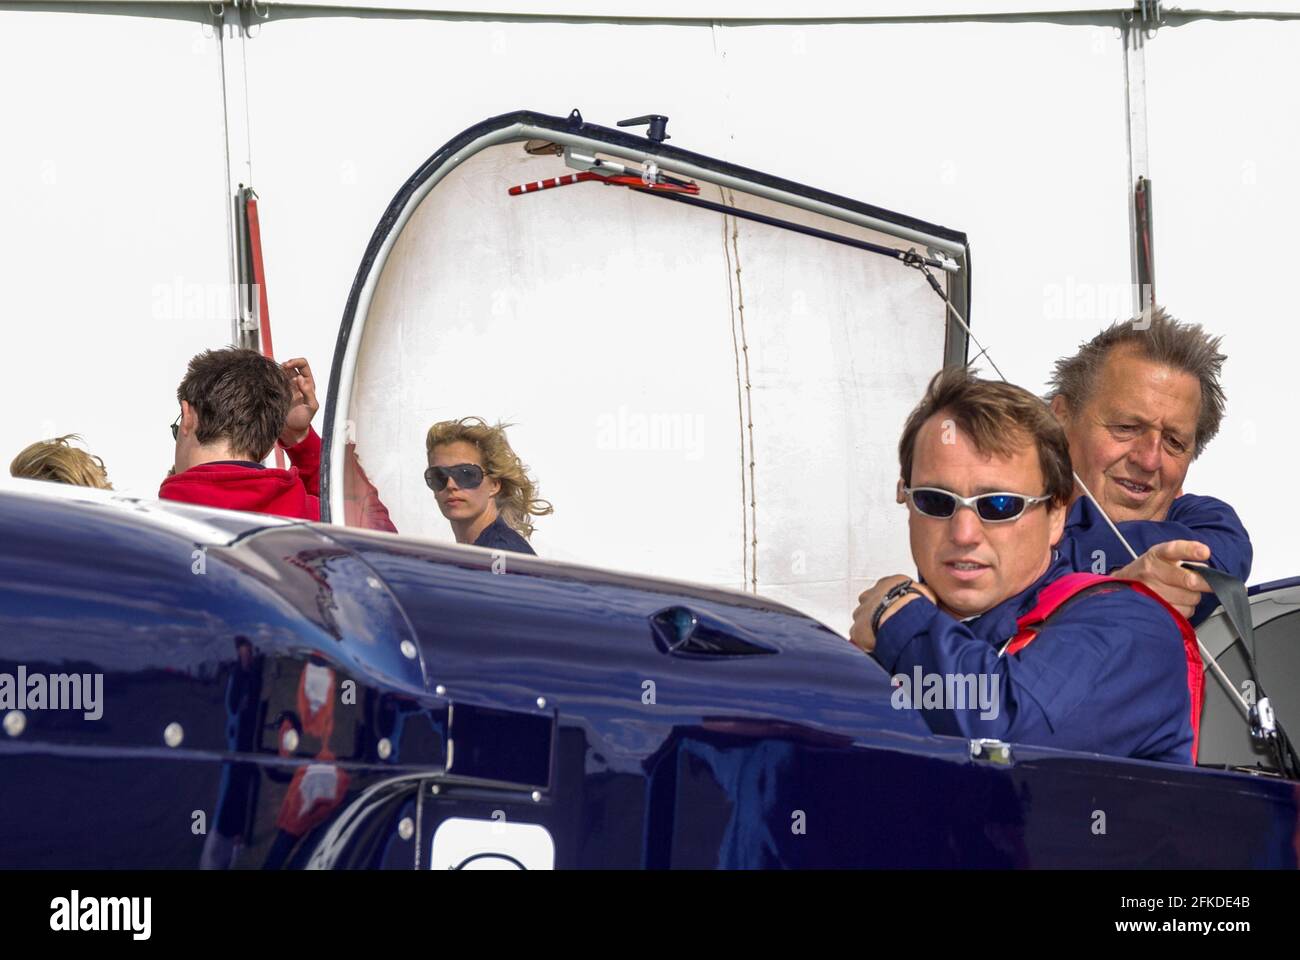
xmin=508 ymin=171 xmax=700 ymax=196
xmin=508 ymin=173 xmax=592 ymax=195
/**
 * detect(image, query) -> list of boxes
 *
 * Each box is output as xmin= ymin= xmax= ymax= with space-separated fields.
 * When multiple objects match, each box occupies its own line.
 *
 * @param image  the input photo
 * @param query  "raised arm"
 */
xmin=277 ymin=357 xmax=321 ymax=499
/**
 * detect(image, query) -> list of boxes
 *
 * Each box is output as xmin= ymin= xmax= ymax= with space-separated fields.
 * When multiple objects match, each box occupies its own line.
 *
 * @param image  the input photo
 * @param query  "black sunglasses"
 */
xmin=424 ymin=463 xmax=485 ymax=492
xmin=903 ymin=486 xmax=1052 ymax=524
xmin=170 ymin=412 xmax=181 ymax=441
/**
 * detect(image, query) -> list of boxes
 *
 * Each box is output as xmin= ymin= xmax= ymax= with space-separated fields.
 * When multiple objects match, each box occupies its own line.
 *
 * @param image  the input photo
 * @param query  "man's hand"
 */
xmin=850 ymin=575 xmax=936 ymax=654
xmin=279 ymin=357 xmax=319 ymax=448
xmin=1113 ymin=539 xmax=1212 ymax=620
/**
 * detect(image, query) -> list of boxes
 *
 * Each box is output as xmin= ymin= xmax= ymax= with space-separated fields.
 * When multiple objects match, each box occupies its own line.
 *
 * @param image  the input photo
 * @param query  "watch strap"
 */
xmin=872 ymin=580 xmax=922 ymax=636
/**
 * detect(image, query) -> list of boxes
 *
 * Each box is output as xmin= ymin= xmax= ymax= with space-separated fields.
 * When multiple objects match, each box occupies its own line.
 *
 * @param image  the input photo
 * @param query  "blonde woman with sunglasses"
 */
xmin=424 ymin=417 xmax=552 ymax=555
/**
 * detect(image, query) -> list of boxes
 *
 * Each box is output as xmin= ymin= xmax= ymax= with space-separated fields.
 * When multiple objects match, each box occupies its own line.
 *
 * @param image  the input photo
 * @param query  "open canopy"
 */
xmin=324 ymin=109 xmax=970 ymax=633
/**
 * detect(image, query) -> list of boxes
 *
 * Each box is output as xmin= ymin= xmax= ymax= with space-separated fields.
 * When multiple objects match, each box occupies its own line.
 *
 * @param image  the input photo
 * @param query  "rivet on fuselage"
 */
xmin=398 ymin=817 xmax=415 ymax=840
xmin=3 ymin=710 xmax=26 ymax=737
xmin=435 ymin=684 xmax=447 ymax=696
xmin=164 ymin=722 xmax=184 ymax=748
xmin=531 ymin=791 xmax=541 ymax=803
xmin=536 ymin=697 xmax=546 ymax=709
xmin=378 ymin=737 xmax=393 ymax=759
xmin=281 ymin=728 xmax=300 ymax=753
xmin=400 ymin=640 xmax=417 ymax=660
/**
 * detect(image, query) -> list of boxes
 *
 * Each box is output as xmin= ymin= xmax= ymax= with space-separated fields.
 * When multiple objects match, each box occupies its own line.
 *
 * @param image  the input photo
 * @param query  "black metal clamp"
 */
xmin=618 ymin=114 xmax=671 ymax=142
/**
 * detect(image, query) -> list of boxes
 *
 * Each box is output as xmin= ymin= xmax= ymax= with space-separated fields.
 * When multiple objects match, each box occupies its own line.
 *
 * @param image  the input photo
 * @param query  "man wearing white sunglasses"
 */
xmin=849 ymin=368 xmax=1200 ymax=763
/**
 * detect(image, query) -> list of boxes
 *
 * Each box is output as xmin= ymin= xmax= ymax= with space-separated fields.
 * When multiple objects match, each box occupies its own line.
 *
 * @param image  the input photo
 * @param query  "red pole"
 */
xmin=244 ymin=193 xmax=286 ymax=469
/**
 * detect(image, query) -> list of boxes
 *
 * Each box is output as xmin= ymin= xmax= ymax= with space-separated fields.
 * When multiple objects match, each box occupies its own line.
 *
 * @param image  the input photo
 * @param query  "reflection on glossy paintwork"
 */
xmin=200 ymin=636 xmax=262 ymax=869
xmin=2 ymin=486 xmax=1299 ymax=869
xmin=264 ymin=663 xmax=349 ymax=867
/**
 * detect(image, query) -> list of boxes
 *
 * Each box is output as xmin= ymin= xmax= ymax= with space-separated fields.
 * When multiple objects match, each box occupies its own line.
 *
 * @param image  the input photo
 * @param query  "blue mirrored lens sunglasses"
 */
xmin=903 ymin=486 xmax=1052 ymax=524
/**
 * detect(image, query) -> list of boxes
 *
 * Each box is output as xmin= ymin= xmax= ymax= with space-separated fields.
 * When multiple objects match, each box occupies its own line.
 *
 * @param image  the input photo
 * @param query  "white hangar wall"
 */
xmin=1143 ymin=16 xmax=1300 ymax=592
xmin=0 ymin=8 xmax=231 ymax=486
xmin=1 ymin=3 xmax=1296 ymax=630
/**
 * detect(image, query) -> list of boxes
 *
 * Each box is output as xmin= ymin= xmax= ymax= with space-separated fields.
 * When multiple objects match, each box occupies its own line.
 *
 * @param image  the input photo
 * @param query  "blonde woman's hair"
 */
xmin=10 ymin=435 xmax=112 ymax=489
xmin=425 ymin=417 xmax=552 ymax=538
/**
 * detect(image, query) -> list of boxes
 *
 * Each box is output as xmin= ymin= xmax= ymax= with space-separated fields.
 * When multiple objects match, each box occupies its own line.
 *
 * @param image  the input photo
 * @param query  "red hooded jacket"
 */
xmin=159 ymin=429 xmax=321 ymax=521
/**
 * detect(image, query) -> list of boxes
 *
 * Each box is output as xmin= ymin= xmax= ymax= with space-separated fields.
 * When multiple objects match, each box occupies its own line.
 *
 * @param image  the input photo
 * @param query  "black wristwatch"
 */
xmin=872 ymin=578 xmax=922 ymax=636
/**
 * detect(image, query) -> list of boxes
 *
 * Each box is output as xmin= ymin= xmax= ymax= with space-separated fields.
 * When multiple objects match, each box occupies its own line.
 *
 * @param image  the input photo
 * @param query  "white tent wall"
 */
xmin=0 ymin=8 xmax=231 ymax=489
xmin=699 ymin=19 xmax=1136 ymax=465
xmin=1144 ymin=17 xmax=1300 ymax=591
xmin=722 ymin=189 xmax=948 ymax=628
xmin=350 ymin=144 xmax=752 ymax=585
xmin=1 ymin=4 xmax=1296 ymax=617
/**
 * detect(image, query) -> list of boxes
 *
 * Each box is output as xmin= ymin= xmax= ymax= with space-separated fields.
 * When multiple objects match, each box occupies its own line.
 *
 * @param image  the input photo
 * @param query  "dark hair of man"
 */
xmin=176 ymin=348 xmax=291 ymax=461
xmin=1046 ymin=305 xmax=1226 ymax=459
xmin=899 ymin=367 xmax=1075 ymax=508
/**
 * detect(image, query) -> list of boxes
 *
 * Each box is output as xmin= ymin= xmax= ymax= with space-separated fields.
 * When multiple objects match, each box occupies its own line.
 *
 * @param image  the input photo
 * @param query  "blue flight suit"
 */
xmin=473 ymin=514 xmax=537 ymax=555
xmin=873 ymin=552 xmax=1194 ymax=763
xmin=1057 ymin=493 xmax=1252 ymax=625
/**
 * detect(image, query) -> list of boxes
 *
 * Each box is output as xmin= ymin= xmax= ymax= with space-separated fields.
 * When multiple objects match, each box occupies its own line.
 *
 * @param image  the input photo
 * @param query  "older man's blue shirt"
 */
xmin=1058 ymin=493 xmax=1252 ymax=625
xmin=873 ymin=552 xmax=1193 ymax=763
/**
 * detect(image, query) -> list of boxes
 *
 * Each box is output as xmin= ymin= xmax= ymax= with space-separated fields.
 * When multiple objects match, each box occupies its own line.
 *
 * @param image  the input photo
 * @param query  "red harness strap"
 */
xmin=1004 ymin=572 xmax=1204 ymax=762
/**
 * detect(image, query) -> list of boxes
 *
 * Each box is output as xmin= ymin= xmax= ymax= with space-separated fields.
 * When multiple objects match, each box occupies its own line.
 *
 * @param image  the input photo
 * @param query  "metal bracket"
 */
xmin=1124 ymin=1 xmax=1164 ymax=39
xmin=563 ymin=146 xmax=631 ymax=178
xmin=970 ymin=738 xmax=1014 ymax=765
xmin=1251 ymin=697 xmax=1278 ymax=744
xmin=926 ymin=246 xmax=959 ymax=273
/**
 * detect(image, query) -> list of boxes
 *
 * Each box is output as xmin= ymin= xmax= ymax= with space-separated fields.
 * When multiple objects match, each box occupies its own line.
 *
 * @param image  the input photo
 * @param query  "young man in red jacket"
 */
xmin=159 ymin=348 xmax=322 ymax=520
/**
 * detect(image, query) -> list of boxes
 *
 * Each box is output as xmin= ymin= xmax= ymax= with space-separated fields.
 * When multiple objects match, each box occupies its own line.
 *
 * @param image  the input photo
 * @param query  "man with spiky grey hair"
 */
xmin=1048 ymin=306 xmax=1251 ymax=625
